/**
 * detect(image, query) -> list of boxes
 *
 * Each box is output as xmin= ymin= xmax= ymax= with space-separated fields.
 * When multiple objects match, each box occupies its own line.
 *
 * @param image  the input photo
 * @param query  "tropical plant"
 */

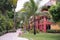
xmin=49 ymin=3 xmax=60 ymax=22
xmin=19 ymin=0 xmax=41 ymax=35
xmin=0 ymin=0 xmax=17 ymax=33
xmin=0 ymin=13 xmax=14 ymax=32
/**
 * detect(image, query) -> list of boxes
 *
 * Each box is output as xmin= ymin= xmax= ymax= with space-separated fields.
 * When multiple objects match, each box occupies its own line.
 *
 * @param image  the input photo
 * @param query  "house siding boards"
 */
xmin=51 ymin=24 xmax=60 ymax=30
xmin=45 ymin=0 xmax=56 ymax=6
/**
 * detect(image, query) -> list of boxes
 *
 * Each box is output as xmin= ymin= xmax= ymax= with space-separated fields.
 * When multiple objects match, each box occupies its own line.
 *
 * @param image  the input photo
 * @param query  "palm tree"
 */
xmin=19 ymin=0 xmax=43 ymax=35
xmin=20 ymin=0 xmax=40 ymax=35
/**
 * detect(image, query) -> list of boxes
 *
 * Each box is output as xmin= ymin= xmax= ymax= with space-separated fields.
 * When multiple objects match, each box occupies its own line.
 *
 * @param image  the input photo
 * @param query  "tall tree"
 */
xmin=0 ymin=0 xmax=11 ymax=14
xmin=49 ymin=3 xmax=60 ymax=22
xmin=20 ymin=0 xmax=39 ymax=35
xmin=0 ymin=0 xmax=17 ymax=33
xmin=0 ymin=0 xmax=17 ymax=14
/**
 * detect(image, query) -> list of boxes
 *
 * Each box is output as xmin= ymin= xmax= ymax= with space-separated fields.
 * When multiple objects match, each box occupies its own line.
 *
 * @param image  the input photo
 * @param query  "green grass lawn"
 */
xmin=20 ymin=32 xmax=60 ymax=40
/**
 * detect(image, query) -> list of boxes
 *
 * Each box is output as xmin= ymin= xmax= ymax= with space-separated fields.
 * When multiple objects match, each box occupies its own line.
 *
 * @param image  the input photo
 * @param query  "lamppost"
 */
xmin=12 ymin=7 xmax=16 ymax=31
xmin=12 ymin=0 xmax=17 ymax=31
xmin=14 ymin=7 xmax=16 ymax=31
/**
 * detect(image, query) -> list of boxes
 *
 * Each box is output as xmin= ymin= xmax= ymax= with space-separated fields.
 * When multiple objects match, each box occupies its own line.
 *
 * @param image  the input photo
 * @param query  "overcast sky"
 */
xmin=15 ymin=0 xmax=50 ymax=12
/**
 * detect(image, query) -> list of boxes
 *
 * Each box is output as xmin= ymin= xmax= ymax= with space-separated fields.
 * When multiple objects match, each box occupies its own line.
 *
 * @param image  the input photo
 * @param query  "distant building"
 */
xmin=28 ymin=0 xmax=60 ymax=33
xmin=45 ymin=0 xmax=56 ymax=6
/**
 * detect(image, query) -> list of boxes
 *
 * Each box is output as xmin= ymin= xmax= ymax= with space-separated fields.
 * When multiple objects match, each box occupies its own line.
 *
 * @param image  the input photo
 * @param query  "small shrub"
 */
xmin=47 ymin=30 xmax=56 ymax=33
xmin=36 ymin=29 xmax=40 ymax=33
xmin=29 ymin=29 xmax=40 ymax=33
xmin=55 ymin=30 xmax=60 ymax=33
xmin=47 ymin=30 xmax=60 ymax=33
xmin=29 ymin=29 xmax=34 ymax=33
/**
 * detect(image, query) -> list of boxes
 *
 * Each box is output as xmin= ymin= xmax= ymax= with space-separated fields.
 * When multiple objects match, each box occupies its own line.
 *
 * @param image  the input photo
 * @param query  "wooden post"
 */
xmin=43 ymin=16 xmax=47 ymax=32
xmin=34 ymin=16 xmax=36 ymax=35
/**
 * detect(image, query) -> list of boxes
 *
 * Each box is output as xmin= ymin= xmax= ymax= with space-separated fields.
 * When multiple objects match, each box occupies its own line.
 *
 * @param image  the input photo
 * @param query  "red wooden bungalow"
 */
xmin=35 ymin=15 xmax=52 ymax=32
xmin=29 ymin=0 xmax=56 ymax=32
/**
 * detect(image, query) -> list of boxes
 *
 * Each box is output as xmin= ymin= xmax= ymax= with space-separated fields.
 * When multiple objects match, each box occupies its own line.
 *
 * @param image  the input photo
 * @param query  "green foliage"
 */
xmin=0 ymin=14 xmax=14 ymax=32
xmin=6 ymin=10 xmax=14 ymax=18
xmin=7 ymin=19 xmax=14 ymax=30
xmin=47 ymin=30 xmax=56 ymax=33
xmin=22 ymin=0 xmax=38 ymax=18
xmin=12 ymin=0 xmax=17 ymax=8
xmin=0 ymin=0 xmax=17 ymax=14
xmin=19 ymin=0 xmax=38 ymax=28
xmin=29 ymin=29 xmax=40 ymax=33
xmin=36 ymin=29 xmax=40 ymax=33
xmin=16 ymin=18 xmax=21 ymax=28
xmin=30 ymin=0 xmax=38 ymax=12
xmin=0 ymin=0 xmax=12 ymax=11
xmin=0 ymin=0 xmax=18 ymax=33
xmin=49 ymin=3 xmax=60 ymax=22
xmin=29 ymin=29 xmax=34 ymax=33
xmin=47 ymin=30 xmax=60 ymax=33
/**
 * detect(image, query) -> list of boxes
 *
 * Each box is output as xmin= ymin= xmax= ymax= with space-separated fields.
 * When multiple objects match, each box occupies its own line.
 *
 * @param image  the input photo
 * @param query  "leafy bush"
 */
xmin=7 ymin=19 xmax=14 ymax=30
xmin=47 ymin=30 xmax=56 ymax=33
xmin=49 ymin=3 xmax=60 ymax=22
xmin=0 ymin=14 xmax=7 ymax=31
xmin=29 ymin=29 xmax=34 ymax=33
xmin=6 ymin=11 xmax=14 ymax=19
xmin=47 ymin=30 xmax=60 ymax=33
xmin=0 ymin=14 xmax=14 ymax=32
xmin=29 ymin=29 xmax=40 ymax=33
xmin=55 ymin=30 xmax=60 ymax=33
xmin=36 ymin=29 xmax=40 ymax=33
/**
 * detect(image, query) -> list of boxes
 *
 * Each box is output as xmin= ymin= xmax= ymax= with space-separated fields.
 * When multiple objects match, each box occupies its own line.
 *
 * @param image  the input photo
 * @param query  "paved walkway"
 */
xmin=0 ymin=30 xmax=28 ymax=40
